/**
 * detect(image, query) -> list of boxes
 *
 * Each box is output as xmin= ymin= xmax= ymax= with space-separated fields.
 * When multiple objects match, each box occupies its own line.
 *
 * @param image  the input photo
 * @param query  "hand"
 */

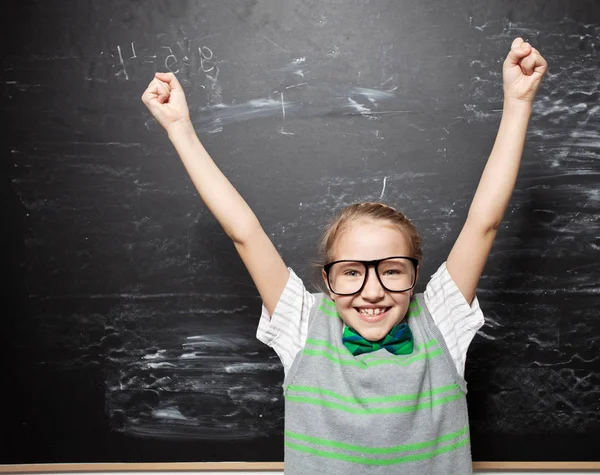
xmin=141 ymin=72 xmax=191 ymax=132
xmin=502 ymin=37 xmax=548 ymax=105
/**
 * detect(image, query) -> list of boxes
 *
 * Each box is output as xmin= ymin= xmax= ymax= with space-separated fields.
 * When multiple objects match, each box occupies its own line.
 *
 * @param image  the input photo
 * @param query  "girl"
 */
xmin=142 ymin=37 xmax=547 ymax=474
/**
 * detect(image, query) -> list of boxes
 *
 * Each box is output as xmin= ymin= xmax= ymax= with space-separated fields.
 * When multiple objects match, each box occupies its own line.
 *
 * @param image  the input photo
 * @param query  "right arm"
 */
xmin=141 ymin=72 xmax=288 ymax=317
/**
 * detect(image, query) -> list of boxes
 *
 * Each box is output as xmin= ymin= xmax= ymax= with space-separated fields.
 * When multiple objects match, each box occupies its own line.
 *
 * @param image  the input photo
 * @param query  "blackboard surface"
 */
xmin=3 ymin=0 xmax=599 ymax=465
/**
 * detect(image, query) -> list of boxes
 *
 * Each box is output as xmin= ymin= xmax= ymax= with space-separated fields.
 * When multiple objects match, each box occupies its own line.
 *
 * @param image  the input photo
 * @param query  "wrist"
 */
xmin=503 ymin=97 xmax=534 ymax=111
xmin=166 ymin=117 xmax=194 ymax=141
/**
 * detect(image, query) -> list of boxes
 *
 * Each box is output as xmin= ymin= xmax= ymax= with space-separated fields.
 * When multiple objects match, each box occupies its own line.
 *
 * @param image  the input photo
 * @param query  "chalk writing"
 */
xmin=162 ymin=46 xmax=179 ymax=74
xmin=199 ymin=46 xmax=215 ymax=73
xmin=99 ymin=40 xmax=219 ymax=82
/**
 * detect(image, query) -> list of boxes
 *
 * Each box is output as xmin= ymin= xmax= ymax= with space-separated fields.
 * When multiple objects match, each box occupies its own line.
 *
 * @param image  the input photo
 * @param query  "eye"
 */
xmin=331 ymin=262 xmax=364 ymax=279
xmin=339 ymin=265 xmax=364 ymax=277
xmin=380 ymin=265 xmax=408 ymax=277
xmin=384 ymin=268 xmax=404 ymax=275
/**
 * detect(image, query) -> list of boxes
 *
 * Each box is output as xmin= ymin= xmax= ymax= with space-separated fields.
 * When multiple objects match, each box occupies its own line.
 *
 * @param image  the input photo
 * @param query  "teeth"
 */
xmin=358 ymin=308 xmax=387 ymax=316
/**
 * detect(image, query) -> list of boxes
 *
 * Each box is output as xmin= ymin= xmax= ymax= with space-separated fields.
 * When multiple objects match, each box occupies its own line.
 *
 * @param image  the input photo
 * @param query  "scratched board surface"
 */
xmin=2 ymin=0 xmax=599 ymax=465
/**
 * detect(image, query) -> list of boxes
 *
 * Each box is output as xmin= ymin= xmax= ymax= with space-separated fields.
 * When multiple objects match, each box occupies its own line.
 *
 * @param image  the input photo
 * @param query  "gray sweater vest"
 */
xmin=283 ymin=293 xmax=473 ymax=474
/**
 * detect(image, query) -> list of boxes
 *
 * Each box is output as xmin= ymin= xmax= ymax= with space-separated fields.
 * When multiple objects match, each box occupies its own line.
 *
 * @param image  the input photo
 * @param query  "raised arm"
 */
xmin=141 ymin=72 xmax=289 ymax=317
xmin=447 ymin=38 xmax=548 ymax=305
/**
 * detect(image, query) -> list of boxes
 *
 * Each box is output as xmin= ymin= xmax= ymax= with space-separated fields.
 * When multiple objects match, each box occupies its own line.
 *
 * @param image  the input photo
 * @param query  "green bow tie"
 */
xmin=342 ymin=322 xmax=414 ymax=356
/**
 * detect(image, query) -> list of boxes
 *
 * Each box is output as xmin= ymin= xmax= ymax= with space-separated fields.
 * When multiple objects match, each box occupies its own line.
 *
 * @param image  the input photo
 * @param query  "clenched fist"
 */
xmin=141 ymin=72 xmax=191 ymax=132
xmin=503 ymin=37 xmax=548 ymax=105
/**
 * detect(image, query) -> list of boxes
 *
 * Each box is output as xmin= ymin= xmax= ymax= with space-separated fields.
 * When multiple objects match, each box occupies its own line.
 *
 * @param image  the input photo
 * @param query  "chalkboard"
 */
xmin=3 ymin=0 xmax=599 ymax=467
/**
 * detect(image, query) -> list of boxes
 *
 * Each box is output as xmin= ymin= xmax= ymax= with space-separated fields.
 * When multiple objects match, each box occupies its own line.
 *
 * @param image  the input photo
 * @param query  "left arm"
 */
xmin=447 ymin=38 xmax=548 ymax=305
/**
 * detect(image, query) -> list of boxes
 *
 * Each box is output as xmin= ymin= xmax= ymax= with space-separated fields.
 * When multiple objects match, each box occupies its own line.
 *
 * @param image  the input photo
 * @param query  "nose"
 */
xmin=360 ymin=267 xmax=385 ymax=300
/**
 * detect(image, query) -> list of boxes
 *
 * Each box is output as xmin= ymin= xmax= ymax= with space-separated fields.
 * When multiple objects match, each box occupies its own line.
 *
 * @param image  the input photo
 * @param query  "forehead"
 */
xmin=332 ymin=220 xmax=411 ymax=261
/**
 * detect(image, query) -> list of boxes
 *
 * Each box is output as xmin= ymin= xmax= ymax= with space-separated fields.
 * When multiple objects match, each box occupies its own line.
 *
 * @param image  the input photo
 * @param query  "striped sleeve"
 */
xmin=423 ymin=261 xmax=485 ymax=378
xmin=256 ymin=268 xmax=315 ymax=375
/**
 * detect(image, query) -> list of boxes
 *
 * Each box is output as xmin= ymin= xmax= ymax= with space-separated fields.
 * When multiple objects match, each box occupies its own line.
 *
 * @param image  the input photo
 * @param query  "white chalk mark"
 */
xmin=542 ymin=196 xmax=591 ymax=258
xmin=200 ymin=45 xmax=213 ymax=60
xmin=476 ymin=330 xmax=497 ymax=341
xmin=352 ymin=87 xmax=396 ymax=100
xmin=199 ymin=46 xmax=215 ymax=72
xmin=269 ymin=59 xmax=307 ymax=81
xmin=347 ymin=87 xmax=403 ymax=119
xmin=142 ymin=350 xmax=167 ymax=360
xmin=153 ymin=407 xmax=188 ymax=421
xmin=261 ymin=35 xmax=287 ymax=53
xmin=198 ymin=33 xmax=221 ymax=42
xmin=379 ymin=176 xmax=388 ymax=199
xmin=6 ymin=82 xmax=42 ymax=90
xmin=116 ymin=45 xmax=128 ymax=80
xmin=347 ymin=97 xmax=372 ymax=117
xmin=367 ymin=110 xmax=413 ymax=115
xmin=162 ymin=46 xmax=179 ymax=74
xmin=280 ymin=92 xmax=295 ymax=135
xmin=146 ymin=362 xmax=176 ymax=369
xmin=381 ymin=76 xmax=394 ymax=87
xmin=28 ymin=291 xmax=246 ymax=300
xmin=48 ymin=141 xmax=142 ymax=147
xmin=285 ymin=83 xmax=307 ymax=89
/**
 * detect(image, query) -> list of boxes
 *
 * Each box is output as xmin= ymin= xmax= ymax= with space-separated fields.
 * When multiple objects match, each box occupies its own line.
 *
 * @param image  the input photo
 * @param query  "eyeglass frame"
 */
xmin=323 ymin=256 xmax=420 ymax=296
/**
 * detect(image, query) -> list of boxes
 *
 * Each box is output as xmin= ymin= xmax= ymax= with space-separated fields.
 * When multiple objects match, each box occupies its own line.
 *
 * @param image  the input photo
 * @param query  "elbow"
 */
xmin=466 ymin=210 xmax=502 ymax=234
xmin=229 ymin=219 xmax=263 ymax=246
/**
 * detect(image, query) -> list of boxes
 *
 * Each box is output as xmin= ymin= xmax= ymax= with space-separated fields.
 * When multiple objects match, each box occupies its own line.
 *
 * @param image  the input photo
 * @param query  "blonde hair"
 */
xmin=317 ymin=202 xmax=423 ymax=267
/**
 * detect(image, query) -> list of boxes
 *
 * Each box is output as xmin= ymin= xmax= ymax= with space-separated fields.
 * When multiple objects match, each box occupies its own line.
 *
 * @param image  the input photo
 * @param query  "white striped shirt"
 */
xmin=256 ymin=261 xmax=485 ymax=377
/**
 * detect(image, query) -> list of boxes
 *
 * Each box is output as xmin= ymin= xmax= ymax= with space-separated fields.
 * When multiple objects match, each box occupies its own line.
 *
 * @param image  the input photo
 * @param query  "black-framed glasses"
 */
xmin=323 ymin=256 xmax=419 ymax=296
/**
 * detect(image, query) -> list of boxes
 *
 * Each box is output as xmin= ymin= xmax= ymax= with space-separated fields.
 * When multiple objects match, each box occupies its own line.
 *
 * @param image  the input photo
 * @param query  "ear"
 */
xmin=322 ymin=268 xmax=336 ymax=301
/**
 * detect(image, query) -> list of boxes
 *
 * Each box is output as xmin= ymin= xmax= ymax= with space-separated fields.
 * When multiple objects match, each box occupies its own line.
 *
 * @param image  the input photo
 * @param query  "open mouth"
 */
xmin=355 ymin=307 xmax=391 ymax=322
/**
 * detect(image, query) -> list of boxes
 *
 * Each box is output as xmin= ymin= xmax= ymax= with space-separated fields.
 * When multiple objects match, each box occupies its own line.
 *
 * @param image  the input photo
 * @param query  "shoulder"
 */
xmin=422 ymin=261 xmax=485 ymax=376
xmin=256 ymin=268 xmax=320 ymax=375
xmin=423 ymin=261 xmax=484 ymax=325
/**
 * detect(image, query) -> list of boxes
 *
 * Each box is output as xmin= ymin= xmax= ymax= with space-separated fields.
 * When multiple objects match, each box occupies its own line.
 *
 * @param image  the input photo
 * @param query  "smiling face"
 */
xmin=322 ymin=219 xmax=418 ymax=342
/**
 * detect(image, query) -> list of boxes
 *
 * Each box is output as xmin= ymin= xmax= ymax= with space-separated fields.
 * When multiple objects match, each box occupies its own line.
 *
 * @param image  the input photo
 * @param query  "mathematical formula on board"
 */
xmin=96 ymin=41 xmax=219 ymax=83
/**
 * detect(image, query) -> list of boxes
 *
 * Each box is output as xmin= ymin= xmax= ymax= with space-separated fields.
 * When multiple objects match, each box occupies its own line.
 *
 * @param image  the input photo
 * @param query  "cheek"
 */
xmin=334 ymin=298 xmax=358 ymax=317
xmin=335 ymin=299 xmax=352 ymax=311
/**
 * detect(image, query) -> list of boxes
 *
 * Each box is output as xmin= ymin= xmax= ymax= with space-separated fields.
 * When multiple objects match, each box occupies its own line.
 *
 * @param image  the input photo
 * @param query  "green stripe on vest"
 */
xmin=285 ymin=425 xmax=469 ymax=455
xmin=319 ymin=305 xmax=340 ymax=318
xmin=302 ymin=338 xmax=443 ymax=368
xmin=285 ymin=391 xmax=464 ymax=415
xmin=287 ymin=383 xmax=460 ymax=404
xmin=285 ymin=432 xmax=470 ymax=465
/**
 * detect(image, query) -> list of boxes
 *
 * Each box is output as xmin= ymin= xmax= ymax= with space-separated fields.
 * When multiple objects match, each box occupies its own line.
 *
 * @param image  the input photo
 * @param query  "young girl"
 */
xmin=142 ymin=37 xmax=547 ymax=474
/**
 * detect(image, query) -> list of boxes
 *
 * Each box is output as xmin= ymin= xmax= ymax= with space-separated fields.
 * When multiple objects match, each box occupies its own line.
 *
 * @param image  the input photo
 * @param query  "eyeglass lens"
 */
xmin=328 ymin=258 xmax=415 ymax=294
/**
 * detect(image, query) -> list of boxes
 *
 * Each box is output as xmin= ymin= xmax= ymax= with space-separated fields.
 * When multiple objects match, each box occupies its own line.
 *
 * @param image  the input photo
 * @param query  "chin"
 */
xmin=352 ymin=325 xmax=391 ymax=342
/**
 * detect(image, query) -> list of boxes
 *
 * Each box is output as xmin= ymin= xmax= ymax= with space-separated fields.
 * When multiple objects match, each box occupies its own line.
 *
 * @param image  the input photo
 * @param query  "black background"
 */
xmin=2 ymin=0 xmax=599 ymax=465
